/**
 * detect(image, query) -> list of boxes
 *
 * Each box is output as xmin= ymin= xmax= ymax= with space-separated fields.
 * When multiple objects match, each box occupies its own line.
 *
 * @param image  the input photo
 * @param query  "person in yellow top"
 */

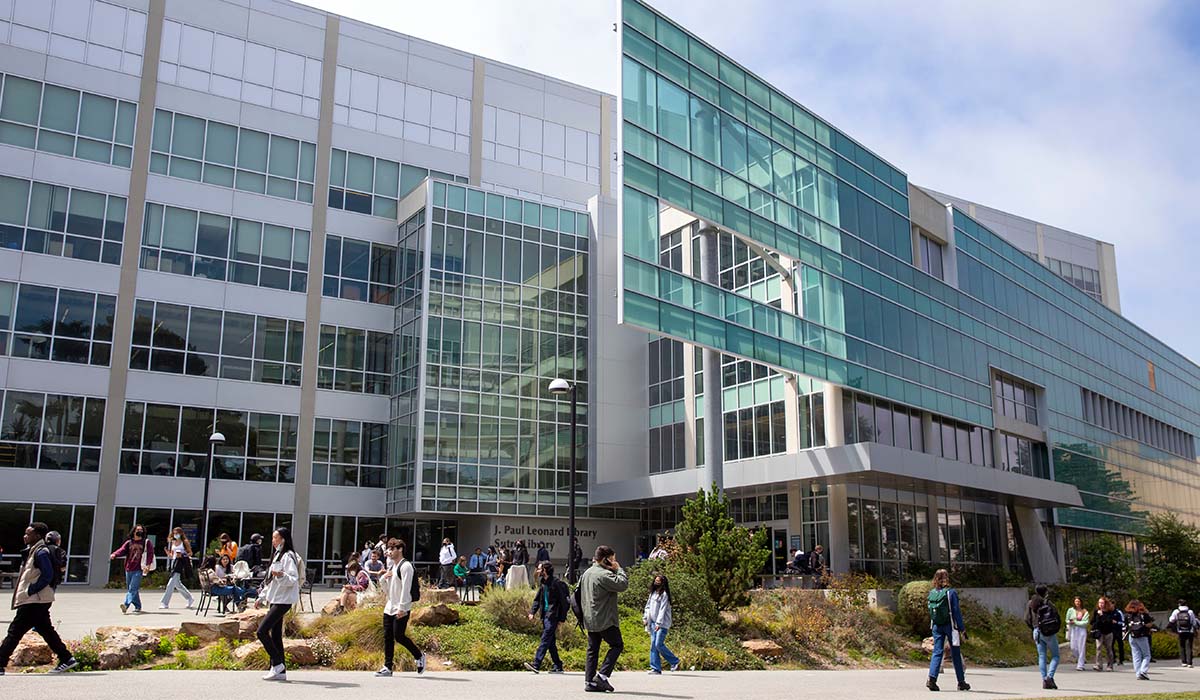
xmin=1066 ymin=596 xmax=1091 ymax=671
xmin=217 ymin=532 xmax=238 ymax=560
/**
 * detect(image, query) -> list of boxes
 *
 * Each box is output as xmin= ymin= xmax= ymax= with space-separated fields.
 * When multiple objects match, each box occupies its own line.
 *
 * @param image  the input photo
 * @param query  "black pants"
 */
xmin=257 ymin=603 xmax=291 ymax=668
xmin=439 ymin=564 xmax=454 ymax=587
xmin=0 ymin=603 xmax=72 ymax=667
xmin=1180 ymin=634 xmax=1194 ymax=665
xmin=1116 ymin=634 xmax=1126 ymax=663
xmin=585 ymin=625 xmax=624 ymax=684
xmin=383 ymin=612 xmax=422 ymax=669
xmin=533 ymin=615 xmax=562 ymax=669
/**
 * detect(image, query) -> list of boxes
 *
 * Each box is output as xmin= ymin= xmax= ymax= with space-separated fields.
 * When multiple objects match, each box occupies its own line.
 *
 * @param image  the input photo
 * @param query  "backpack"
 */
xmin=1126 ymin=614 xmax=1146 ymax=637
xmin=1036 ymin=601 xmax=1061 ymax=636
xmin=405 ymin=560 xmax=421 ymax=602
xmin=570 ymin=583 xmax=586 ymax=630
xmin=928 ymin=587 xmax=952 ymax=627
xmin=1176 ymin=609 xmax=1194 ymax=634
xmin=44 ymin=543 xmax=67 ymax=589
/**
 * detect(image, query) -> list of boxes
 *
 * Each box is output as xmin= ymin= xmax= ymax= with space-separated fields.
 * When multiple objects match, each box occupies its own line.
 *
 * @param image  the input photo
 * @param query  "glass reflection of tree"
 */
xmin=1053 ymin=442 xmax=1148 ymax=520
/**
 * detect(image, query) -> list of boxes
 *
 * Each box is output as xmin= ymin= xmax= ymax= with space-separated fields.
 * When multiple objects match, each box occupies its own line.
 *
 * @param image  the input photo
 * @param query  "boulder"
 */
xmin=321 ymin=599 xmax=343 ymax=616
xmin=227 ymin=609 xmax=269 ymax=639
xmin=423 ymin=588 xmax=460 ymax=605
xmin=411 ymin=603 xmax=459 ymax=627
xmin=95 ymin=625 xmax=178 ymax=639
xmin=232 ymin=639 xmax=316 ymax=666
xmin=179 ymin=619 xmax=239 ymax=643
xmin=922 ymin=637 xmax=935 ymax=654
xmin=97 ymin=630 xmax=160 ymax=670
xmin=11 ymin=635 xmax=52 ymax=666
xmin=741 ymin=639 xmax=784 ymax=658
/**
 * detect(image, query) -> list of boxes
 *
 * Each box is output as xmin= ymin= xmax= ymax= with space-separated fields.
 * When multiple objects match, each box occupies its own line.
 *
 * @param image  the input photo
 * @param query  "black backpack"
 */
xmin=1036 ymin=601 xmax=1061 ymax=636
xmin=44 ymin=543 xmax=67 ymax=589
xmin=407 ymin=561 xmax=421 ymax=602
xmin=1176 ymin=609 xmax=1194 ymax=634
xmin=1126 ymin=614 xmax=1147 ymax=637
xmin=570 ymin=583 xmax=586 ymax=631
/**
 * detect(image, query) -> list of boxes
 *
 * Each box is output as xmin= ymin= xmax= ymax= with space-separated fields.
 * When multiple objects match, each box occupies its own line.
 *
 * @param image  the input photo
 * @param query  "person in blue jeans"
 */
xmin=524 ymin=561 xmax=568 ymax=674
xmin=926 ymin=568 xmax=969 ymax=692
xmin=1026 ymin=584 xmax=1060 ymax=689
xmin=644 ymin=573 xmax=680 ymax=674
xmin=1123 ymin=599 xmax=1156 ymax=680
xmin=110 ymin=525 xmax=153 ymax=614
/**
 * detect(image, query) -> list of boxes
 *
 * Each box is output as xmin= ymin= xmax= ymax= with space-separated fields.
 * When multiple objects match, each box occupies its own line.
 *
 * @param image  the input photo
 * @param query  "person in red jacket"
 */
xmin=110 ymin=524 xmax=155 ymax=614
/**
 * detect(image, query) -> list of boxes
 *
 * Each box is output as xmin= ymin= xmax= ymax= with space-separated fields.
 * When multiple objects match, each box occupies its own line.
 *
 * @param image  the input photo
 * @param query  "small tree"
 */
xmin=1141 ymin=512 xmax=1200 ymax=609
xmin=1069 ymin=534 xmax=1134 ymax=596
xmin=673 ymin=484 xmax=770 ymax=610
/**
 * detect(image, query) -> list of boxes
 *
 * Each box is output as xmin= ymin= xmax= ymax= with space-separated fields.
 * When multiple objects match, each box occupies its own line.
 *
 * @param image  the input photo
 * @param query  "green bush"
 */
xmin=67 ymin=635 xmax=103 ymax=672
xmin=674 ymin=486 xmax=770 ymax=609
xmin=478 ymin=586 xmax=538 ymax=634
xmin=156 ymin=636 xmax=174 ymax=656
xmin=305 ymin=606 xmax=385 ymax=651
xmin=199 ymin=639 xmax=240 ymax=670
xmin=898 ymin=580 xmax=934 ymax=634
xmin=618 ymin=557 xmax=719 ymax=628
xmin=173 ymin=632 xmax=200 ymax=651
xmin=1151 ymin=631 xmax=1181 ymax=659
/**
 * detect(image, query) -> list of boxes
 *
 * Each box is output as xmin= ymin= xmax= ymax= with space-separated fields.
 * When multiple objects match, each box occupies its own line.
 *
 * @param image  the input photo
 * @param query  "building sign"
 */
xmin=490 ymin=520 xmax=600 ymax=553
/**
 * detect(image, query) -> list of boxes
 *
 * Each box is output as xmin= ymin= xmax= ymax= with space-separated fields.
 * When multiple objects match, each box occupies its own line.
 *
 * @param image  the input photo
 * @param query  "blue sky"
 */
xmin=298 ymin=0 xmax=1200 ymax=365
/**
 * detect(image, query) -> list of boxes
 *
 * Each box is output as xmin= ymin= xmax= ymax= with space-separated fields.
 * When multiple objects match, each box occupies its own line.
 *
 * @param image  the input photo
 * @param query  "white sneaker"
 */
xmin=159 ymin=604 xmax=169 ymax=609
xmin=416 ymin=656 xmax=425 ymax=675
xmin=374 ymin=666 xmax=392 ymax=677
xmin=262 ymin=665 xmax=287 ymax=681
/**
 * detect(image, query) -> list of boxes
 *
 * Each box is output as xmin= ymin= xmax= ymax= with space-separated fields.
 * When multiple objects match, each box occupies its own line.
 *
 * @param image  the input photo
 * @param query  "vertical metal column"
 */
xmin=698 ymin=226 xmax=723 ymax=493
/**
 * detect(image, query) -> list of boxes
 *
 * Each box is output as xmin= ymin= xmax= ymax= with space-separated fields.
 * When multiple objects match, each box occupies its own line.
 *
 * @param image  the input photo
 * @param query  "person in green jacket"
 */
xmin=1066 ymin=596 xmax=1091 ymax=671
xmin=579 ymin=544 xmax=628 ymax=693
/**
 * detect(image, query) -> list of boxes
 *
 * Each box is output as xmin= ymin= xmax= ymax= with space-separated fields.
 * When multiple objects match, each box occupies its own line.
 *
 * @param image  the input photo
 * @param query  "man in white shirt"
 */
xmin=375 ymin=538 xmax=424 ymax=677
xmin=438 ymin=538 xmax=457 ymax=588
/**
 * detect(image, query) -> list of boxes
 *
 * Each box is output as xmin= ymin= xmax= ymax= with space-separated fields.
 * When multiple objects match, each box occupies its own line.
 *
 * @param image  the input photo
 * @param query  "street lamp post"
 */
xmin=548 ymin=378 xmax=578 ymax=584
xmin=199 ymin=431 xmax=225 ymax=555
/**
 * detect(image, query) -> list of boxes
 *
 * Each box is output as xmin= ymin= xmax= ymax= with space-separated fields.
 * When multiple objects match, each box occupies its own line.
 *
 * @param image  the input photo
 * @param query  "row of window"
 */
xmin=312 ymin=418 xmax=388 ymax=488
xmin=724 ymin=400 xmax=787 ymax=461
xmin=0 ymin=390 xmax=104 ymax=472
xmin=994 ymin=373 xmax=1039 ymax=425
xmin=648 ymin=337 xmax=685 ymax=406
xmin=481 ymin=104 xmax=601 ymax=185
xmin=119 ymin=401 xmax=299 ymax=483
xmin=317 ymin=325 xmax=391 ymax=396
xmin=150 ymin=109 xmax=317 ymax=203
xmin=328 ymin=148 xmax=468 ymax=219
xmin=1 ymin=0 xmax=147 ymax=77
xmin=0 ymin=282 xmax=115 ymax=366
xmin=0 ymin=501 xmax=94 ymax=583
xmin=0 ymin=72 xmax=137 ymax=167
xmin=140 ymin=202 xmax=310 ymax=293
xmin=1081 ymin=388 xmax=1196 ymax=460
xmin=322 ymin=234 xmax=397 ymax=305
xmin=131 ymin=300 xmax=303 ymax=386
xmin=996 ymin=432 xmax=1048 ymax=478
xmin=428 ymin=209 xmax=590 ymax=285
xmin=648 ymin=421 xmax=686 ymax=474
xmin=843 ymin=391 xmax=927 ymax=454
xmin=1046 ymin=257 xmax=1101 ymax=302
xmin=918 ymin=233 xmax=944 ymax=281
xmin=0 ymin=174 xmax=126 ymax=265
xmin=335 ymin=67 xmax=470 ymax=153
xmin=929 ymin=414 xmax=993 ymax=468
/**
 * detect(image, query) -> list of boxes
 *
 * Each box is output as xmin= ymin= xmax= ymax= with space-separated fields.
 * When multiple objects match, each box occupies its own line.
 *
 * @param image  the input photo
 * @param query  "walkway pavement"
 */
xmin=2 ymin=666 xmax=1196 ymax=699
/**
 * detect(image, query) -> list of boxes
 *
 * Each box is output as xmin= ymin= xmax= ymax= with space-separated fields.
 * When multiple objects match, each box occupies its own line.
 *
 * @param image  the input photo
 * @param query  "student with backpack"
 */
xmin=376 ymin=538 xmax=425 ymax=677
xmin=256 ymin=527 xmax=301 ymax=681
xmin=1123 ymin=599 xmax=1156 ymax=680
xmin=1026 ymin=584 xmax=1061 ymax=689
xmin=524 ymin=561 xmax=569 ymax=674
xmin=0 ymin=522 xmax=78 ymax=675
xmin=1168 ymin=599 xmax=1196 ymax=667
xmin=926 ymin=569 xmax=969 ymax=692
xmin=109 ymin=523 xmax=155 ymax=614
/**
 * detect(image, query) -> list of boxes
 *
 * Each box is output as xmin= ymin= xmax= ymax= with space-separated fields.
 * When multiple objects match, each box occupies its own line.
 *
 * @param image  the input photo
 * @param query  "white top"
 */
xmin=170 ymin=541 xmax=187 ymax=558
xmin=383 ymin=559 xmax=415 ymax=615
xmin=262 ymin=550 xmax=301 ymax=604
xmin=439 ymin=544 xmax=456 ymax=565
xmin=643 ymin=591 xmax=672 ymax=630
xmin=1169 ymin=606 xmax=1197 ymax=629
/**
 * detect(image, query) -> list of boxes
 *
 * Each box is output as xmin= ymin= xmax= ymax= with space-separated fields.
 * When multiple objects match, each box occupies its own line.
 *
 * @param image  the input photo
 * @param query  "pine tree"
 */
xmin=673 ymin=484 xmax=770 ymax=609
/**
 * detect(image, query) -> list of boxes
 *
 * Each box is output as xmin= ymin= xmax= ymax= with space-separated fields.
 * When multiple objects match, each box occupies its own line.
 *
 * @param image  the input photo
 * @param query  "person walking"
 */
xmin=809 ymin=544 xmax=827 ymax=585
xmin=0 ymin=522 xmax=78 ymax=675
xmin=159 ymin=526 xmax=195 ymax=610
xmin=570 ymin=541 xmax=584 ymax=581
xmin=236 ymin=533 xmax=265 ymax=574
xmin=1066 ymin=596 xmax=1090 ymax=671
xmin=925 ymin=568 xmax=969 ymax=692
xmin=1168 ymin=599 xmax=1196 ymax=667
xmin=375 ymin=538 xmax=425 ymax=677
xmin=644 ymin=573 xmax=681 ymax=675
xmin=256 ymin=527 xmax=301 ymax=681
xmin=1124 ymin=599 xmax=1156 ymax=680
xmin=110 ymin=524 xmax=154 ymax=614
xmin=523 ymin=561 xmax=568 ymax=674
xmin=536 ymin=543 xmax=551 ymax=566
xmin=507 ymin=540 xmax=531 ymax=590
xmin=580 ymin=545 xmax=628 ymax=693
xmin=1092 ymin=596 xmax=1117 ymax=671
xmin=1026 ymin=584 xmax=1061 ymax=689
xmin=1111 ymin=599 xmax=1127 ymax=666
xmin=438 ymin=537 xmax=457 ymax=588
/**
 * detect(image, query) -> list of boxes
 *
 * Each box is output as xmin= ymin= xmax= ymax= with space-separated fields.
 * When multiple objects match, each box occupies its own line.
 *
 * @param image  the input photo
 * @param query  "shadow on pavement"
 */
xmin=283 ymin=680 xmax=362 ymax=689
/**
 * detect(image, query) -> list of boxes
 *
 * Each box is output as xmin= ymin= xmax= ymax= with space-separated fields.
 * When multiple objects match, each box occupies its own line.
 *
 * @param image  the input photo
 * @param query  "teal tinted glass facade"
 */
xmin=619 ymin=0 xmax=1200 ymax=533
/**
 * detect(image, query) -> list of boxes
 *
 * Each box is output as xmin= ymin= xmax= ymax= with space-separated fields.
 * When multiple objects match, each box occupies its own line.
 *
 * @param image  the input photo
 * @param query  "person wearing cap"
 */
xmin=237 ymin=533 xmax=265 ymax=575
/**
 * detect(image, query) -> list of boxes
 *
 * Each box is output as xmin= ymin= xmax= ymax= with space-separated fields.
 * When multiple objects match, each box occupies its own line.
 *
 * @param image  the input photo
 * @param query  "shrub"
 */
xmin=1151 ymin=631 xmax=1181 ymax=659
xmin=674 ymin=485 xmax=770 ymax=609
xmin=479 ymin=586 xmax=538 ymax=634
xmin=309 ymin=636 xmax=337 ymax=666
xmin=199 ymin=639 xmax=240 ymax=670
xmin=618 ymin=557 xmax=719 ymax=628
xmin=305 ymin=606 xmax=385 ymax=651
xmin=136 ymin=648 xmax=155 ymax=665
xmin=827 ymin=572 xmax=881 ymax=609
xmin=173 ymin=632 xmax=200 ymax=651
xmin=156 ymin=636 xmax=175 ymax=656
xmin=898 ymin=580 xmax=934 ymax=634
xmin=68 ymin=635 xmax=103 ymax=671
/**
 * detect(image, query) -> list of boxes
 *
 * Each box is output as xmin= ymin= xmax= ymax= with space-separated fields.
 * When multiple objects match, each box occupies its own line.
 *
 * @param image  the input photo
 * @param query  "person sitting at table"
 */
xmin=453 ymin=555 xmax=470 ymax=587
xmin=201 ymin=555 xmax=253 ymax=612
xmin=364 ymin=549 xmax=386 ymax=583
xmin=340 ymin=562 xmax=371 ymax=612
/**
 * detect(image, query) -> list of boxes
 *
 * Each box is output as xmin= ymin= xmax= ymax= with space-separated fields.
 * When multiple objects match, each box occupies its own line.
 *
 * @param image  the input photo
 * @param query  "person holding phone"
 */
xmin=580 ymin=545 xmax=629 ymax=693
xmin=256 ymin=528 xmax=300 ymax=681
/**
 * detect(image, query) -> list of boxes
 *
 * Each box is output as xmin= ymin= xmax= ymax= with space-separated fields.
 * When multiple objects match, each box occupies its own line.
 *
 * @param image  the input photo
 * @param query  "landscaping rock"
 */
xmin=232 ymin=640 xmax=262 ymax=662
xmin=233 ymin=639 xmax=316 ymax=666
xmin=741 ymin=639 xmax=784 ymax=658
xmin=95 ymin=625 xmax=178 ymax=639
xmin=11 ymin=635 xmax=52 ymax=666
xmin=321 ymin=599 xmax=342 ymax=616
xmin=411 ymin=603 xmax=459 ymax=626
xmin=179 ymin=619 xmax=239 ymax=643
xmin=227 ymin=609 xmax=269 ymax=639
xmin=98 ymin=630 xmax=160 ymax=670
xmin=423 ymin=588 xmax=460 ymax=605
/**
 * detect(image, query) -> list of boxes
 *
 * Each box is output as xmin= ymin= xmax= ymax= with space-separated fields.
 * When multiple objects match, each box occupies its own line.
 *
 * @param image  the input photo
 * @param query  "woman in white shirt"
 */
xmin=257 ymin=527 xmax=301 ymax=681
xmin=643 ymin=573 xmax=680 ymax=674
xmin=159 ymin=527 xmax=194 ymax=609
xmin=374 ymin=538 xmax=425 ymax=677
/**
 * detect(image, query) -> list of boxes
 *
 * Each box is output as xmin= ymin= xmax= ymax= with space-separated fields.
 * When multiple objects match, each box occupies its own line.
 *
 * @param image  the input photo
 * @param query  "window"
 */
xmin=328 ymin=148 xmax=467 ymax=219
xmin=993 ymin=373 xmax=1039 ymax=425
xmin=0 ymin=73 xmax=137 ymax=166
xmin=0 ymin=175 xmax=125 ymax=264
xmin=335 ymin=66 xmax=470 ymax=153
xmin=322 ymin=234 xmax=397 ymax=305
xmin=919 ymin=233 xmax=944 ymax=280
xmin=149 ymin=109 xmax=316 ymax=203
xmin=723 ymin=399 xmax=785 ymax=461
xmin=2 ymin=0 xmax=146 ymax=76
xmin=928 ymin=414 xmax=993 ymax=468
xmin=0 ymin=391 xmax=104 ymax=471
xmin=0 ymin=502 xmax=94 ymax=583
xmin=1046 ymin=257 xmax=1102 ymax=302
xmin=317 ymin=325 xmax=392 ymax=395
xmin=130 ymin=300 xmax=302 ymax=385
xmin=0 ymin=282 xmax=114 ymax=365
xmin=312 ymin=418 xmax=389 ymax=488
xmin=1080 ymin=388 xmax=1195 ymax=460
xmin=997 ymin=432 xmax=1048 ymax=478
xmin=119 ymin=401 xmax=298 ymax=482
xmin=648 ymin=337 xmax=684 ymax=406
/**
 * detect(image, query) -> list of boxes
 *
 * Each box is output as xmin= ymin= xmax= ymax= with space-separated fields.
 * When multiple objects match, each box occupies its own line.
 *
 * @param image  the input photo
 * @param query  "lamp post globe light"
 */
xmin=548 ymin=378 xmax=579 ymax=584
xmin=200 ymin=431 xmax=225 ymax=555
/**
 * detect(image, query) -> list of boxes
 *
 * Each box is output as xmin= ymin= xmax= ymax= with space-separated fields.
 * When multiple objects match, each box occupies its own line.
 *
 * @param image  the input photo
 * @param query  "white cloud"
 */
xmin=296 ymin=0 xmax=1200 ymax=367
